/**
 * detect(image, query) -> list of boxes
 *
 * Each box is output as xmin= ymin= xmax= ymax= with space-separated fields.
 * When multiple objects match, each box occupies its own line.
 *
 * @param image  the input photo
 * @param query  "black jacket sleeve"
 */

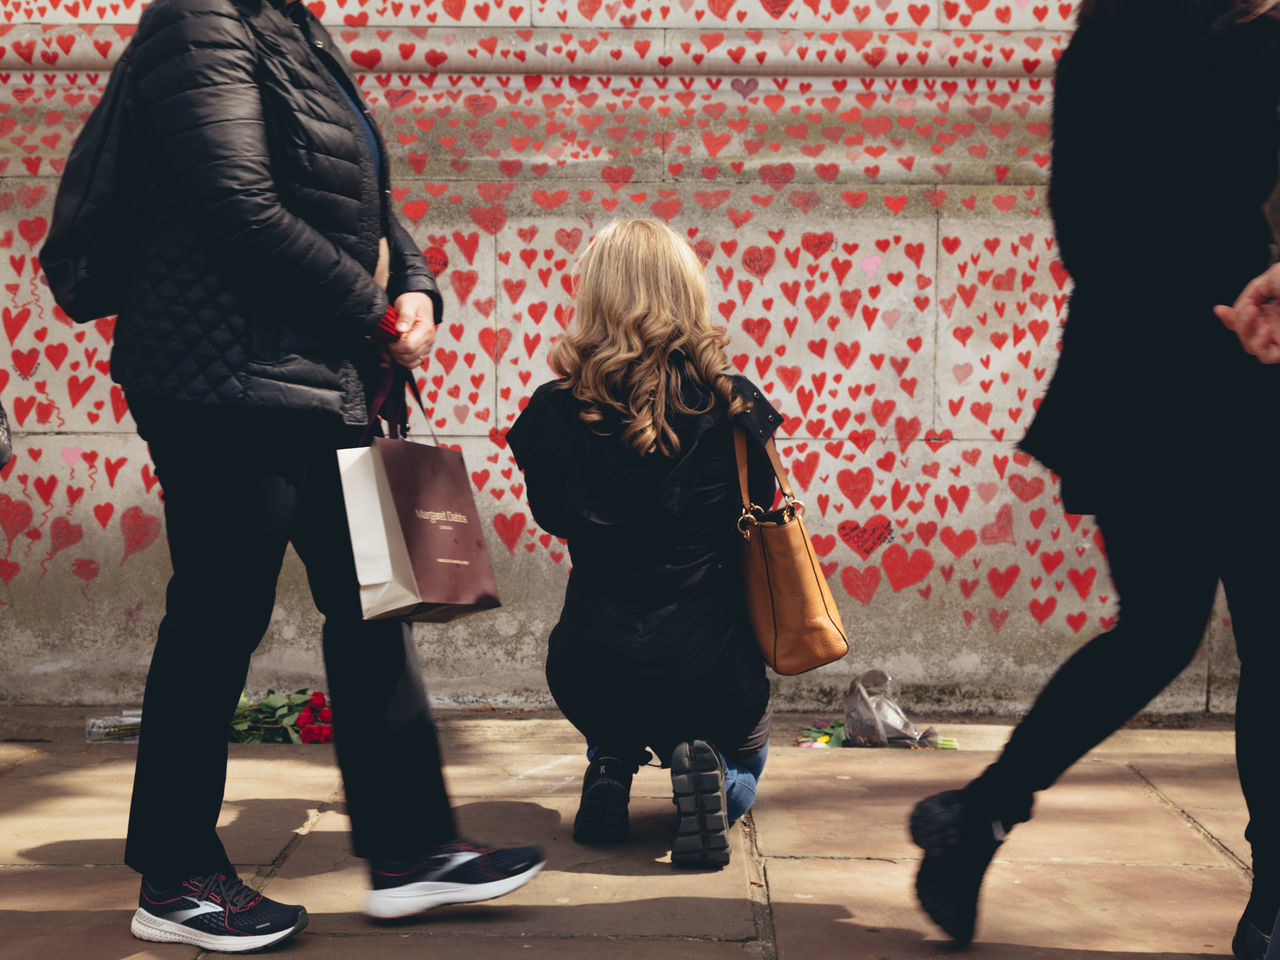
xmin=129 ymin=0 xmax=391 ymax=337
xmin=517 ymin=446 xmax=576 ymax=538
xmin=508 ymin=387 xmax=577 ymax=538
xmin=386 ymin=215 xmax=444 ymax=324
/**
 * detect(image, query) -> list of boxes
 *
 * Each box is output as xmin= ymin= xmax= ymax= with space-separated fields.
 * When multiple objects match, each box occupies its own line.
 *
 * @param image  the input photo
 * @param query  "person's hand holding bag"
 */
xmin=384 ymin=292 xmax=437 ymax=369
xmin=370 ymin=251 xmax=437 ymax=369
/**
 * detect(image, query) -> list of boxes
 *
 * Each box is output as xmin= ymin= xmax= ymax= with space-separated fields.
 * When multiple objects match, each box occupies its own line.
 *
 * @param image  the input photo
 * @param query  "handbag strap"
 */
xmin=734 ymin=425 xmax=800 ymax=536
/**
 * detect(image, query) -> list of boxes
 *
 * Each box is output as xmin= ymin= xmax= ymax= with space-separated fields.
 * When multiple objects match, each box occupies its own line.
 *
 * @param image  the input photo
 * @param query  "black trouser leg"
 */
xmin=290 ymin=441 xmax=457 ymax=857
xmin=544 ymin=633 xmax=648 ymax=764
xmin=544 ymin=626 xmax=768 ymax=769
xmin=124 ymin=404 xmax=293 ymax=882
xmin=968 ymin=505 xmax=1219 ymax=826
xmin=1222 ymin=516 xmax=1280 ymax=928
xmin=124 ymin=401 xmax=458 ymax=879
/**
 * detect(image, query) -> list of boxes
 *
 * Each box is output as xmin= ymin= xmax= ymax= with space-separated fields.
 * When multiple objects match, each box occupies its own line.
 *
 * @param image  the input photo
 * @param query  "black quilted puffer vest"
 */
xmin=107 ymin=0 xmax=440 ymax=424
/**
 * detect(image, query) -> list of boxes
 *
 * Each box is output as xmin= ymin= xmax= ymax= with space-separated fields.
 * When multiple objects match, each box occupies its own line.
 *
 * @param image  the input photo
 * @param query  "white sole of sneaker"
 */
xmin=363 ymin=860 xmax=546 ymax=920
xmin=131 ymin=907 xmax=308 ymax=953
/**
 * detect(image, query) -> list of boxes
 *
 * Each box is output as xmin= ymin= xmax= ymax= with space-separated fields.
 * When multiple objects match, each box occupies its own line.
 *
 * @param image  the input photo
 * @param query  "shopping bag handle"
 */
xmin=362 ymin=367 xmax=441 ymax=445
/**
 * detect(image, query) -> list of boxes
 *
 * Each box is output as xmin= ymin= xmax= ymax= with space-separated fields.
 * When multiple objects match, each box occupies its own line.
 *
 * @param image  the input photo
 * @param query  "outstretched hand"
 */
xmin=1215 ymin=262 xmax=1280 ymax=364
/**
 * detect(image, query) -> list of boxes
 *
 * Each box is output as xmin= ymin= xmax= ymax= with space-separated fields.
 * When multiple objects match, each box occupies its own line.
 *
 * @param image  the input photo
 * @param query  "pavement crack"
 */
xmin=253 ymin=785 xmax=343 ymax=889
xmin=767 ymin=854 xmax=903 ymax=862
xmin=0 ymin=746 xmax=47 ymax=777
xmin=742 ymin=811 xmax=779 ymax=960
xmin=1125 ymin=761 xmax=1251 ymax=878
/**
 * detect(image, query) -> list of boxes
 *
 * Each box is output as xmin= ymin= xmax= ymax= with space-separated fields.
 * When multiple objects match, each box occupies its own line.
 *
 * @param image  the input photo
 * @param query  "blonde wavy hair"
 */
xmin=550 ymin=218 xmax=745 ymax=458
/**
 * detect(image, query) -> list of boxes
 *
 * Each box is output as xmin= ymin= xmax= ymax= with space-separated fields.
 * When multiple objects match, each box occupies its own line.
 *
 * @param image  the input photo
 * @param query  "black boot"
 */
xmin=573 ymin=756 xmax=634 ymax=845
xmin=670 ymin=740 xmax=730 ymax=870
xmin=909 ymin=789 xmax=1007 ymax=947
xmin=1234 ymin=914 xmax=1274 ymax=960
xmin=1236 ymin=883 xmax=1280 ymax=960
xmin=1234 ymin=915 xmax=1271 ymax=960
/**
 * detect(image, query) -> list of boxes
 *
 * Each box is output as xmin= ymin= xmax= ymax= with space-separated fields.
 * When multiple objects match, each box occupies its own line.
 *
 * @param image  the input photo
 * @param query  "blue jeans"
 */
xmin=723 ymin=742 xmax=768 ymax=823
xmin=587 ymin=742 xmax=768 ymax=824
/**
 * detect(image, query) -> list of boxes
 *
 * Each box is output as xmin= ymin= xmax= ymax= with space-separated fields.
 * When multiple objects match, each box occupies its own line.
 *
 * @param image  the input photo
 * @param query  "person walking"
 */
xmin=1218 ymin=258 xmax=1280 ymax=960
xmin=909 ymin=1 xmax=1280 ymax=955
xmin=69 ymin=0 xmax=545 ymax=950
xmin=508 ymin=218 xmax=779 ymax=870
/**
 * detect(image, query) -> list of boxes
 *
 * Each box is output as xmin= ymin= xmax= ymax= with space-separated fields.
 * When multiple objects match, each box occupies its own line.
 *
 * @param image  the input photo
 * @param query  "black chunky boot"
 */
xmin=670 ymin=740 xmax=730 ymax=869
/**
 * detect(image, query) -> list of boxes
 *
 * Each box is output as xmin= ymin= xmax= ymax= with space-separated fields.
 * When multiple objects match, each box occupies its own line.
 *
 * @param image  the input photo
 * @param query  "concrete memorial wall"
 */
xmin=0 ymin=0 xmax=1240 ymax=713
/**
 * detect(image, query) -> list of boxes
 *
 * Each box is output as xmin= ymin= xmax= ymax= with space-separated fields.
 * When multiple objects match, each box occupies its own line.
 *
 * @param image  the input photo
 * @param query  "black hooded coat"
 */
xmin=508 ymin=374 xmax=782 ymax=761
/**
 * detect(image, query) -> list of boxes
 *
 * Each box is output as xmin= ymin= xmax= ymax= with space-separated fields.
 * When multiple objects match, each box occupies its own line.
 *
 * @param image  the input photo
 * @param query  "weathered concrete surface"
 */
xmin=0 ymin=706 xmax=1256 ymax=960
xmin=0 ymin=0 xmax=1244 ymax=714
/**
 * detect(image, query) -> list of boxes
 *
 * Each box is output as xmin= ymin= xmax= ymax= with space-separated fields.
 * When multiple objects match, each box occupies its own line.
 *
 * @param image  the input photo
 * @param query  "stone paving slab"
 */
xmin=0 ymin=866 xmax=197 ymax=960
xmin=768 ymin=857 xmax=1247 ymax=959
xmin=0 ymin=743 xmax=40 ymax=771
xmin=0 ymin=709 xmax=1254 ymax=960
xmin=1131 ymin=755 xmax=1250 ymax=869
xmin=271 ymin=796 xmax=756 ymax=940
xmin=0 ymin=757 xmax=136 ymax=864
xmin=753 ymin=744 xmax=990 ymax=859
xmin=995 ymin=761 xmax=1229 ymax=867
xmin=850 ymin=722 xmax=1241 ymax=758
xmin=753 ymin=748 xmax=1228 ymax=867
xmin=0 ymin=750 xmax=341 ymax=867
xmin=287 ymin=937 xmax=764 ymax=959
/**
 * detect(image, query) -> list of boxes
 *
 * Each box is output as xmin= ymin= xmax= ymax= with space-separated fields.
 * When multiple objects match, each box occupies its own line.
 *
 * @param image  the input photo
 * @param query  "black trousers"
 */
xmin=969 ymin=488 xmax=1280 ymax=914
xmin=123 ymin=397 xmax=456 ymax=883
xmin=544 ymin=624 xmax=772 ymax=768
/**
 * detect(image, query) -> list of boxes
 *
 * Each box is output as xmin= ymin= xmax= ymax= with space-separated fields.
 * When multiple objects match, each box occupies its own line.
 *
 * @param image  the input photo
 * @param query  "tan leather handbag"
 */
xmin=735 ymin=427 xmax=849 ymax=675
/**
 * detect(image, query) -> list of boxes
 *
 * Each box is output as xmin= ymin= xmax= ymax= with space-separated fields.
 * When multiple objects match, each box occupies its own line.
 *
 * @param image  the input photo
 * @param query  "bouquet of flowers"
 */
xmin=229 ymin=688 xmax=332 ymax=745
xmin=796 ymin=718 xmax=957 ymax=750
xmin=796 ymin=720 xmax=847 ymax=748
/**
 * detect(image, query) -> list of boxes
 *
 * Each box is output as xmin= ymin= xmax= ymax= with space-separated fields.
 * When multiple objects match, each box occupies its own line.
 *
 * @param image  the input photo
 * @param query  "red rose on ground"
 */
xmin=319 ymin=724 xmax=333 ymax=743
xmin=309 ymin=691 xmax=327 ymax=709
xmin=319 ymin=707 xmax=332 ymax=723
xmin=296 ymin=707 xmax=315 ymax=727
xmin=300 ymin=725 xmax=322 ymax=744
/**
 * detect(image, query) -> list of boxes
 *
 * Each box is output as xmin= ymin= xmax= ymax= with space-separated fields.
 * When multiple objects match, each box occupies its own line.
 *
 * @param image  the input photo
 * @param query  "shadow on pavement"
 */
xmin=772 ymin=907 xmax=1236 ymax=960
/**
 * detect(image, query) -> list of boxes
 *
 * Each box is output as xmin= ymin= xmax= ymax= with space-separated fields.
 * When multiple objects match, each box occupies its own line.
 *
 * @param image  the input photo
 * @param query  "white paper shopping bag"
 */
xmin=336 ymin=444 xmax=422 ymax=620
xmin=337 ymin=438 xmax=501 ymax=622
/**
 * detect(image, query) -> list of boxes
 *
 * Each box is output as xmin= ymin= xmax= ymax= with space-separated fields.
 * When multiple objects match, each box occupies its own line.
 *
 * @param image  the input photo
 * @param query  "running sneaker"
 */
xmin=573 ymin=756 xmax=634 ymax=845
xmin=131 ymin=872 xmax=307 ymax=953
xmin=364 ymin=839 xmax=546 ymax=919
xmin=670 ymin=739 xmax=730 ymax=869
